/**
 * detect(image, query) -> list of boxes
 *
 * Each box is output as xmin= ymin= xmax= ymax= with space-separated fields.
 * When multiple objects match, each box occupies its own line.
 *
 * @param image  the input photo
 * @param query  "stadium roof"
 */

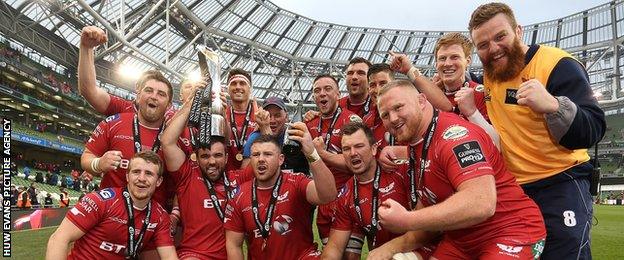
xmin=1 ymin=0 xmax=624 ymax=106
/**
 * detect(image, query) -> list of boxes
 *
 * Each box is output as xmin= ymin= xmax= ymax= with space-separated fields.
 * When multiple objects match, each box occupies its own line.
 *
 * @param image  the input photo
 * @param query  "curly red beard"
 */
xmin=482 ymin=36 xmax=526 ymax=83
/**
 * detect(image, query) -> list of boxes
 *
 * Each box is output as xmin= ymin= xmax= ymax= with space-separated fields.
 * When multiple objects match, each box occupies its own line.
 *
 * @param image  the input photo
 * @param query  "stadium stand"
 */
xmin=13 ymin=166 xmax=98 ymax=207
xmin=598 ymin=153 xmax=623 ymax=177
xmin=12 ymin=122 xmax=85 ymax=149
xmin=603 ymin=114 xmax=624 ymax=144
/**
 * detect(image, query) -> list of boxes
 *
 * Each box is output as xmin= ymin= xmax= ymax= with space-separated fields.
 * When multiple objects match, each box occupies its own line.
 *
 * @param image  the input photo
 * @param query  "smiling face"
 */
xmin=136 ymin=79 xmax=172 ymax=124
xmin=250 ymin=141 xmax=284 ymax=186
xmin=126 ymin=157 xmax=162 ymax=202
xmin=313 ymin=77 xmax=341 ymax=117
xmin=378 ymin=85 xmax=426 ymax=144
xmin=228 ymin=76 xmax=251 ymax=103
xmin=196 ymin=141 xmax=227 ymax=182
xmin=436 ymin=44 xmax=471 ymax=91
xmin=471 ymin=13 xmax=527 ymax=83
xmin=346 ymin=62 xmax=370 ymax=99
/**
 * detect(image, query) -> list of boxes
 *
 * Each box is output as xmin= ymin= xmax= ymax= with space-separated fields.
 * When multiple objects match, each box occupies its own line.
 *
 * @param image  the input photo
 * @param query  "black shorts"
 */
xmin=522 ymin=163 xmax=593 ymax=260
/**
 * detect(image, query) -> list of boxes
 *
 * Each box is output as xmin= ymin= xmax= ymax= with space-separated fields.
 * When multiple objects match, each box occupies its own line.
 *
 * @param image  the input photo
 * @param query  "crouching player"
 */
xmin=46 ymin=151 xmax=177 ymax=260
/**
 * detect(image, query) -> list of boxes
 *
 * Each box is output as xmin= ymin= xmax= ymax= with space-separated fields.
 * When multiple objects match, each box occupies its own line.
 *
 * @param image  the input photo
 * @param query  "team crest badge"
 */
xmin=442 ymin=125 xmax=468 ymax=140
xmin=349 ymin=114 xmax=362 ymax=123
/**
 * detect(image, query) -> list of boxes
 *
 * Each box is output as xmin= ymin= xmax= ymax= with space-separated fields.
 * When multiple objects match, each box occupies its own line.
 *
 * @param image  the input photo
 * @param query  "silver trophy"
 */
xmin=189 ymin=46 xmax=226 ymax=145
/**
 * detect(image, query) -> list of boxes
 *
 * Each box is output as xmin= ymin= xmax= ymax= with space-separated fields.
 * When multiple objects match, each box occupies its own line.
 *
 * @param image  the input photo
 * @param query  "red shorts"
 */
xmin=432 ymin=238 xmax=545 ymax=260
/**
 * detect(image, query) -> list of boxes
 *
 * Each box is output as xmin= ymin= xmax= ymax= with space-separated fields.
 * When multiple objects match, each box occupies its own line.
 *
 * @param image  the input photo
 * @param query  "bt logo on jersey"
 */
xmin=99 ymin=241 xmax=126 ymax=254
xmin=204 ymin=198 xmax=226 ymax=209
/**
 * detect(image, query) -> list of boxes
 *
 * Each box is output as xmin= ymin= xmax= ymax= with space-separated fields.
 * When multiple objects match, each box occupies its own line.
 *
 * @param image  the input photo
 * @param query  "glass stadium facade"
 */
xmin=1 ymin=0 xmax=623 ymax=111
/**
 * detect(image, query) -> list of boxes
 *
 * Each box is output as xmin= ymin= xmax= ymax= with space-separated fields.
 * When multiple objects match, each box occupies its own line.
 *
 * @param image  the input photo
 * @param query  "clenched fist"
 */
xmin=80 ymin=26 xmax=107 ymax=49
xmin=389 ymin=51 xmax=412 ymax=75
xmin=378 ymin=198 xmax=410 ymax=234
xmin=516 ymin=79 xmax=559 ymax=114
xmin=454 ymin=84 xmax=477 ymax=117
xmin=99 ymin=150 xmax=123 ymax=172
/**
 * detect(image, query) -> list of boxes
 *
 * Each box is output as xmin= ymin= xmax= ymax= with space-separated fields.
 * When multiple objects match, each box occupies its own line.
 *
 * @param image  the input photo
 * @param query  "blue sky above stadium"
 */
xmin=272 ymin=0 xmax=609 ymax=31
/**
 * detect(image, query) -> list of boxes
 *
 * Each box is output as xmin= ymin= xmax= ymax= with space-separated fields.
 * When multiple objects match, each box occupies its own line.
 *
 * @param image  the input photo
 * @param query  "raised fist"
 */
xmin=80 ymin=26 xmax=108 ymax=49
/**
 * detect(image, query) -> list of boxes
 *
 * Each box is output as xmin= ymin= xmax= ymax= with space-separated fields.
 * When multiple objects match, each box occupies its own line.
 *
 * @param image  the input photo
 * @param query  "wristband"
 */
xmin=171 ymin=207 xmax=181 ymax=218
xmin=91 ymin=158 xmax=103 ymax=174
xmin=407 ymin=66 xmax=421 ymax=81
xmin=306 ymin=149 xmax=321 ymax=164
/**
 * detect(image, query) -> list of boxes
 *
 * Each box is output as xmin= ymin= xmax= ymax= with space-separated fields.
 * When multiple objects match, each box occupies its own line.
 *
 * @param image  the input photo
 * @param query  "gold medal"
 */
xmin=236 ymin=153 xmax=243 ymax=161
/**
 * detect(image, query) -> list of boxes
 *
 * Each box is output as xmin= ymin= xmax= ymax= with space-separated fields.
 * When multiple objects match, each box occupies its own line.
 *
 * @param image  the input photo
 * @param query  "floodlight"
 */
xmin=22 ymin=81 xmax=35 ymax=89
xmin=118 ymin=64 xmax=143 ymax=80
xmin=186 ymin=69 xmax=202 ymax=82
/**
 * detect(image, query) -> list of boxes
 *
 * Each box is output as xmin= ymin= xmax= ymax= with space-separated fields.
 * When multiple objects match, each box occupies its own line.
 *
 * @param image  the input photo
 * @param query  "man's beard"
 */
xmin=483 ymin=37 xmax=526 ymax=83
xmin=201 ymin=167 xmax=223 ymax=182
xmin=139 ymin=106 xmax=164 ymax=123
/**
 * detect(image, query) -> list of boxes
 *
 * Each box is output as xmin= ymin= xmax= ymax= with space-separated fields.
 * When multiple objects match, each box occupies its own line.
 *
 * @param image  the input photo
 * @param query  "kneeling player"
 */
xmin=46 ymin=151 xmax=177 ymax=260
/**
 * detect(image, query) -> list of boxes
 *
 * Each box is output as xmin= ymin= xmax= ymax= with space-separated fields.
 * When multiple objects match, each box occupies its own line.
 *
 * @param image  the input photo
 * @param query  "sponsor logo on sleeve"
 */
xmin=442 ymin=125 xmax=468 ymax=140
xmin=105 ymin=114 xmax=120 ymax=122
xmin=452 ymin=141 xmax=486 ymax=168
xmin=337 ymin=185 xmax=348 ymax=198
xmin=97 ymin=188 xmax=116 ymax=200
xmin=93 ymin=125 xmax=104 ymax=137
xmin=80 ymin=196 xmax=99 ymax=213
